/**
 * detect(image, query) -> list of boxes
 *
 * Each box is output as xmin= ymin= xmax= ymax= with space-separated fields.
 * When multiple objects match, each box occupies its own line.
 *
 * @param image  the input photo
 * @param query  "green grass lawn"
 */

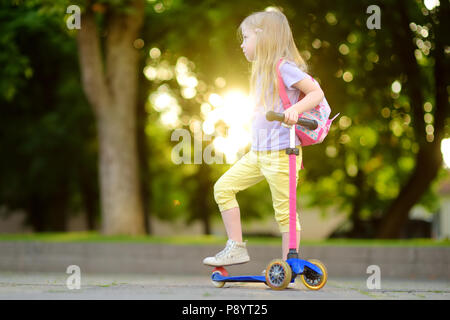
xmin=0 ymin=231 xmax=448 ymax=246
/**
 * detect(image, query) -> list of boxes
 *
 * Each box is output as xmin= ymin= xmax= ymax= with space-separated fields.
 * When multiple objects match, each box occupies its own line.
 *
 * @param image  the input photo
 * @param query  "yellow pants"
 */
xmin=214 ymin=147 xmax=302 ymax=233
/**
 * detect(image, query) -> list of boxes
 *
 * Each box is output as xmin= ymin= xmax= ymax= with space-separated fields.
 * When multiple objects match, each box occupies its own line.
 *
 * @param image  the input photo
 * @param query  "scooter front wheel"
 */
xmin=265 ymin=259 xmax=292 ymax=290
xmin=300 ymin=259 xmax=327 ymax=290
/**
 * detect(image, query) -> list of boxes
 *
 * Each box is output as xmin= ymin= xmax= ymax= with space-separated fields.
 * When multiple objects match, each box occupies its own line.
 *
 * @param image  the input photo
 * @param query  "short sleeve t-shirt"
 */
xmin=251 ymin=60 xmax=308 ymax=151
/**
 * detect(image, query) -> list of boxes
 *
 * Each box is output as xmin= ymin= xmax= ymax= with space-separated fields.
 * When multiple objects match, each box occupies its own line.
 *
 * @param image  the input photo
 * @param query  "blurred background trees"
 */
xmin=0 ymin=1 xmax=99 ymax=231
xmin=0 ymin=0 xmax=448 ymax=238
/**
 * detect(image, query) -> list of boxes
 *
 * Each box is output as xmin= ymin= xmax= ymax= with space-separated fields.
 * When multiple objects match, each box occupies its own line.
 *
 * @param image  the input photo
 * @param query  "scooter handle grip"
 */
xmin=266 ymin=111 xmax=318 ymax=130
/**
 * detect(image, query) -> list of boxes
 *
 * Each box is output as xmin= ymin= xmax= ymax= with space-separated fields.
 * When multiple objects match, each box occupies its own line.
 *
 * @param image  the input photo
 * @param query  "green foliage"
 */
xmin=138 ymin=0 xmax=449 ymax=233
xmin=0 ymin=0 xmax=98 ymax=230
xmin=0 ymin=0 xmax=448 ymax=235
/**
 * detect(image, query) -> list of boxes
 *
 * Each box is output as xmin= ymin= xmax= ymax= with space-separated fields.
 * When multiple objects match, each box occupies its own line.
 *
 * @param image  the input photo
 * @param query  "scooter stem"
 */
xmin=287 ymin=124 xmax=298 ymax=257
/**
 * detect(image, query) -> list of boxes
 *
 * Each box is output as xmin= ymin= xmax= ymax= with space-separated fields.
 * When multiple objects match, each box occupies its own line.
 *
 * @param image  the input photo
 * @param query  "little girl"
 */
xmin=203 ymin=9 xmax=325 ymax=266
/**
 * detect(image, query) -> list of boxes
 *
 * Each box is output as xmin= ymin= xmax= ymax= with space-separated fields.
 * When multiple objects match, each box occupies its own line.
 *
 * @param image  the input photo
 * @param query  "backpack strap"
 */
xmin=277 ymin=58 xmax=315 ymax=110
xmin=277 ymin=58 xmax=306 ymax=170
xmin=276 ymin=58 xmax=292 ymax=110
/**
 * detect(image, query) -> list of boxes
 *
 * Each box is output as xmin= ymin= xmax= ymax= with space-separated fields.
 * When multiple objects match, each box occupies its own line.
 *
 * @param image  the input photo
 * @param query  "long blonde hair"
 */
xmin=238 ymin=9 xmax=308 ymax=111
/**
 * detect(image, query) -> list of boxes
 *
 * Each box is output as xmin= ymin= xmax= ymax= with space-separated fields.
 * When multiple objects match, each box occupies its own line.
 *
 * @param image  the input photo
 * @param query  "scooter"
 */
xmin=209 ymin=111 xmax=328 ymax=290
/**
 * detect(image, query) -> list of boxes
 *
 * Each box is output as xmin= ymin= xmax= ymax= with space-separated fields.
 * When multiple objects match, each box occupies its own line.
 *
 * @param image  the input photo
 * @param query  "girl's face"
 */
xmin=241 ymin=28 xmax=257 ymax=61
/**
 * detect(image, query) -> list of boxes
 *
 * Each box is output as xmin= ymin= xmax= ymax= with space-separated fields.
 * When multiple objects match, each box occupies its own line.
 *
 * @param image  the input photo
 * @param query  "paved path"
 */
xmin=0 ymin=272 xmax=448 ymax=300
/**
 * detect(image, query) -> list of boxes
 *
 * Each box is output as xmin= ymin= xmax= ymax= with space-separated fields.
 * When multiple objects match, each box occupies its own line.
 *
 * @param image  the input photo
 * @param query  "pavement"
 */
xmin=0 ymin=272 xmax=449 ymax=300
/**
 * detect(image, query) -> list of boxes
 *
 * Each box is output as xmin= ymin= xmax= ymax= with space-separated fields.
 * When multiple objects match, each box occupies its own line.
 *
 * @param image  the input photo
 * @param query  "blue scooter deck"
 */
xmin=211 ymin=274 xmax=267 ymax=283
xmin=211 ymin=259 xmax=322 ymax=284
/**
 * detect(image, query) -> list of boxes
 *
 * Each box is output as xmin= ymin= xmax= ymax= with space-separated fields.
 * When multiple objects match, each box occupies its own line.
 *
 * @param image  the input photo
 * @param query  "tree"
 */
xmin=76 ymin=0 xmax=146 ymax=235
xmin=375 ymin=0 xmax=449 ymax=238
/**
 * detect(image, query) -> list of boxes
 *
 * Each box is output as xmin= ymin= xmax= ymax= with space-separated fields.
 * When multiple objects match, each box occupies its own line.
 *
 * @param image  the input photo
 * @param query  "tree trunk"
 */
xmin=376 ymin=0 xmax=449 ymax=238
xmin=376 ymin=146 xmax=442 ymax=238
xmin=348 ymin=155 xmax=366 ymax=237
xmin=137 ymin=66 xmax=152 ymax=234
xmin=198 ymin=162 xmax=213 ymax=235
xmin=188 ymin=157 xmax=213 ymax=235
xmin=76 ymin=1 xmax=145 ymax=235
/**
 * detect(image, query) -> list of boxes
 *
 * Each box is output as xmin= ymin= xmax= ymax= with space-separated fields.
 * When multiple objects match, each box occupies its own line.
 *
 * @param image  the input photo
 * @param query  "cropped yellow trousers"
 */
xmin=213 ymin=147 xmax=302 ymax=233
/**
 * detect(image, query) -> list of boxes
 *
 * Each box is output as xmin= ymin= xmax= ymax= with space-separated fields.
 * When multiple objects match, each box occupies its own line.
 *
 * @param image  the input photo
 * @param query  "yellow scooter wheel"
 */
xmin=265 ymin=259 xmax=292 ymax=290
xmin=300 ymin=259 xmax=328 ymax=290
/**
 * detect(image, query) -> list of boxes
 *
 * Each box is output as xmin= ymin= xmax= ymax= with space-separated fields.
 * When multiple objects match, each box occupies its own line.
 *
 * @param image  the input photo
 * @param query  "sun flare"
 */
xmin=205 ymin=90 xmax=253 ymax=163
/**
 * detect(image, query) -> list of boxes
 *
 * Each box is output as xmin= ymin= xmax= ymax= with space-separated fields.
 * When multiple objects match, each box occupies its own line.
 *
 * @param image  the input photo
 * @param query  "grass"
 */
xmin=97 ymin=281 xmax=119 ymax=288
xmin=0 ymin=231 xmax=448 ymax=246
xmin=0 ymin=232 xmax=226 ymax=245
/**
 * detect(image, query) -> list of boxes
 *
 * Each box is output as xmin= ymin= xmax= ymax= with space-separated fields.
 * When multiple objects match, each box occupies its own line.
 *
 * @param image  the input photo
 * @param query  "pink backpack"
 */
xmin=276 ymin=58 xmax=339 ymax=147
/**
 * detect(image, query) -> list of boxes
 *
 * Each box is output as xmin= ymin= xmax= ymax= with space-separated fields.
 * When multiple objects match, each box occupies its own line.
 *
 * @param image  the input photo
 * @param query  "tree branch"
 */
xmin=105 ymin=0 xmax=145 ymax=108
xmin=76 ymin=7 xmax=111 ymax=116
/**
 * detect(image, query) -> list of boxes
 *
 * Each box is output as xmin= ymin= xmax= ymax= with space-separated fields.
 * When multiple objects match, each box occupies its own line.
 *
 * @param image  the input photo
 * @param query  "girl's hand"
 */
xmin=283 ymin=107 xmax=299 ymax=125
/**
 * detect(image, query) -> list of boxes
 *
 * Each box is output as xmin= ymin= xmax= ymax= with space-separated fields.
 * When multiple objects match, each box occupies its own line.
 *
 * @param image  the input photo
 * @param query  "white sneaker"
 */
xmin=203 ymin=239 xmax=250 ymax=266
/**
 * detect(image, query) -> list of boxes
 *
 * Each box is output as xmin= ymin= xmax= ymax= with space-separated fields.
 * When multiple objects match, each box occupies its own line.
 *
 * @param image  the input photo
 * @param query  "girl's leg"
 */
xmin=203 ymin=152 xmax=265 ymax=266
xmin=221 ymin=207 xmax=242 ymax=243
xmin=214 ymin=152 xmax=264 ymax=241
xmin=281 ymin=231 xmax=300 ymax=260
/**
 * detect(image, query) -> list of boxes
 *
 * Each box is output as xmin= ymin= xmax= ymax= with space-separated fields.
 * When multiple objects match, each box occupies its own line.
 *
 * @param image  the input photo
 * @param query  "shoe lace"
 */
xmin=216 ymin=241 xmax=235 ymax=258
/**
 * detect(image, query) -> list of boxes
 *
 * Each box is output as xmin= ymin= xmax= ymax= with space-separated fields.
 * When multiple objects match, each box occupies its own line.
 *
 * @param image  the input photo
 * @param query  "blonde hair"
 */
xmin=238 ymin=9 xmax=308 ymax=111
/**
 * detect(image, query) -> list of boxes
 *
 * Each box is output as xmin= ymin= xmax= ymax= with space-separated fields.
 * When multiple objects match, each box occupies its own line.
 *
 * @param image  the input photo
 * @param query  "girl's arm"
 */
xmin=283 ymin=78 xmax=324 ymax=125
